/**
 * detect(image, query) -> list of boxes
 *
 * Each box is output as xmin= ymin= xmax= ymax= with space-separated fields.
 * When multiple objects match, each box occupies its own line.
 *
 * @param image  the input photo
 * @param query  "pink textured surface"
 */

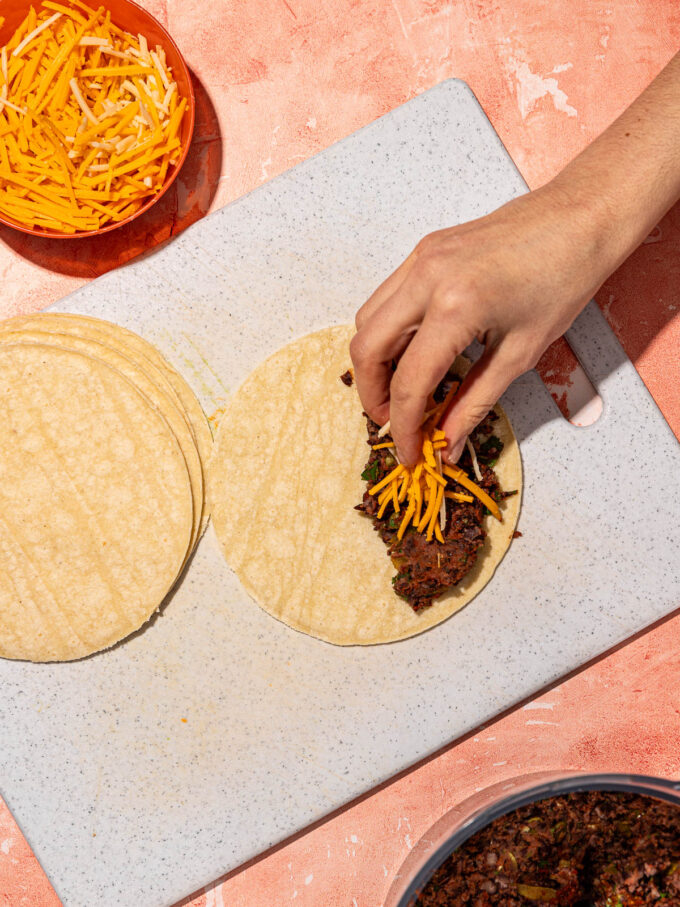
xmin=0 ymin=1 xmax=679 ymax=905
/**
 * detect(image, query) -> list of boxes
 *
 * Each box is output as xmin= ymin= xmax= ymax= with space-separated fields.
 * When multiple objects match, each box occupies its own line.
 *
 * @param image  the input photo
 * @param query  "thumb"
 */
xmin=441 ymin=346 xmax=519 ymax=465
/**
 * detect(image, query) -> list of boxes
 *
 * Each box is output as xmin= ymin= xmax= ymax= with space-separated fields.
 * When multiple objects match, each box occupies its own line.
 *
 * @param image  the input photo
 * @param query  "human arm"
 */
xmin=350 ymin=52 xmax=680 ymax=465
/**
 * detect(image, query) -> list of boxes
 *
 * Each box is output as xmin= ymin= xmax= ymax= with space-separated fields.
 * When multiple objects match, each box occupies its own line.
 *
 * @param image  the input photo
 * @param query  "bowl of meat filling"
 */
xmin=385 ymin=772 xmax=680 ymax=906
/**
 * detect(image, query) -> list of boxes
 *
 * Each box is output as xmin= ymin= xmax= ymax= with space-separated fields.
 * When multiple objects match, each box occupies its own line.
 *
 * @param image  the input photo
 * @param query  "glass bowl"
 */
xmin=385 ymin=771 xmax=680 ymax=907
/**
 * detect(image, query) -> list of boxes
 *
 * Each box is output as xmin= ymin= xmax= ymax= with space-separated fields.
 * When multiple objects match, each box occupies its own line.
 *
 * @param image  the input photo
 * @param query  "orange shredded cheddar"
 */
xmin=377 ymin=495 xmax=390 ymax=520
xmin=445 ymin=491 xmax=474 ymax=503
xmin=417 ymin=475 xmax=438 ymax=533
xmin=397 ymin=498 xmax=416 ymax=541
xmin=391 ymin=480 xmax=400 ymax=515
xmin=426 ymin=484 xmax=444 ymax=541
xmin=423 ymin=439 xmax=436 ymax=468
xmin=364 ymin=402 xmax=502 ymax=544
xmin=424 ymin=464 xmax=447 ymax=486
xmin=377 ymin=486 xmax=392 ymax=506
xmin=443 ymin=465 xmax=502 ymax=521
xmin=368 ymin=463 xmax=405 ymax=496
xmin=0 ymin=0 xmax=187 ymax=233
xmin=413 ymin=464 xmax=423 ymax=524
xmin=79 ymin=64 xmax=153 ymax=77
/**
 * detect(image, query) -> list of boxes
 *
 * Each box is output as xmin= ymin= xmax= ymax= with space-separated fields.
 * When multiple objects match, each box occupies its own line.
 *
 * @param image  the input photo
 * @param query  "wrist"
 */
xmin=537 ymin=172 xmax=633 ymax=288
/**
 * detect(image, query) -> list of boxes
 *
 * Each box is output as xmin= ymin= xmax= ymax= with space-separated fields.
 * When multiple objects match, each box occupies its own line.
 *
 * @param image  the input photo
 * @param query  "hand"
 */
xmin=352 ymin=50 xmax=680 ymax=467
xmin=350 ymin=184 xmax=615 ymax=465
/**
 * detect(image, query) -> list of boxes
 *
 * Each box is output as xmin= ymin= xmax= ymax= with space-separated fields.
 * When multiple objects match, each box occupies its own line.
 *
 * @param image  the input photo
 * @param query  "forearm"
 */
xmin=351 ymin=53 xmax=680 ymax=464
xmin=548 ymin=51 xmax=680 ymax=276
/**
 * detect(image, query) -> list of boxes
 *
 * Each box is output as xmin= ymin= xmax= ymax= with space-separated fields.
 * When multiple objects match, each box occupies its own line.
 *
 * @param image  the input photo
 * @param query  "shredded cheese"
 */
xmin=0 ymin=0 xmax=187 ymax=233
xmin=443 ymin=465 xmax=502 ymax=522
xmin=0 ymin=97 xmax=27 ymax=115
xmin=364 ymin=418 xmax=503 ymax=545
xmin=445 ymin=491 xmax=474 ymax=503
xmin=466 ymin=437 xmax=483 ymax=481
xmin=11 ymin=11 xmax=61 ymax=58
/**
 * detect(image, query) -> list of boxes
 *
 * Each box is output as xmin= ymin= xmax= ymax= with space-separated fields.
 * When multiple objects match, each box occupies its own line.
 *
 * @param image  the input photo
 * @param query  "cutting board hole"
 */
xmin=536 ymin=336 xmax=603 ymax=426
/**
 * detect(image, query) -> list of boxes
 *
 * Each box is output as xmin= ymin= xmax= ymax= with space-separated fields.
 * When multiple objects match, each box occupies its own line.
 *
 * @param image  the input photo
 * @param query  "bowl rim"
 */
xmin=0 ymin=0 xmax=196 ymax=239
xmin=386 ymin=771 xmax=680 ymax=907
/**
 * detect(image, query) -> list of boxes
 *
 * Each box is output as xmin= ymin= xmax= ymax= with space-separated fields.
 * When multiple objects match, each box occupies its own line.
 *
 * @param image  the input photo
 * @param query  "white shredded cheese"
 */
xmin=0 ymin=93 xmax=27 ymax=115
xmin=69 ymin=77 xmax=98 ymax=125
xmin=11 ymin=12 xmax=61 ymax=58
xmin=162 ymin=82 xmax=176 ymax=112
xmin=99 ymin=47 xmax=137 ymax=62
xmin=436 ymin=448 xmax=447 ymax=531
xmin=150 ymin=50 xmax=170 ymax=90
xmin=138 ymin=101 xmax=153 ymax=128
xmin=115 ymin=134 xmax=136 ymax=154
xmin=99 ymin=98 xmax=122 ymax=117
xmin=78 ymin=37 xmax=110 ymax=47
xmin=121 ymin=78 xmax=138 ymax=95
xmin=466 ymin=438 xmax=483 ymax=481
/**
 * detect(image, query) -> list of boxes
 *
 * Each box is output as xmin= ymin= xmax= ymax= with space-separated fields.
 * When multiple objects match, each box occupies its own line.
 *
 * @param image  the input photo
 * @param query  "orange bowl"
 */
xmin=0 ymin=0 xmax=195 ymax=238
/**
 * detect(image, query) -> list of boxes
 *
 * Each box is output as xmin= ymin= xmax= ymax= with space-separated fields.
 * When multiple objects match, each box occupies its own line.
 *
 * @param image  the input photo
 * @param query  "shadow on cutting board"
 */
xmin=0 ymin=69 xmax=222 ymax=279
xmin=498 ymin=197 xmax=680 ymax=448
xmin=535 ymin=205 xmax=680 ymax=438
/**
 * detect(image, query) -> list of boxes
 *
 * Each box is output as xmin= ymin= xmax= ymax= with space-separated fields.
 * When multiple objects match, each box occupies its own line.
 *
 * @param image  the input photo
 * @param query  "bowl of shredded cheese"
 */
xmin=0 ymin=0 xmax=195 ymax=236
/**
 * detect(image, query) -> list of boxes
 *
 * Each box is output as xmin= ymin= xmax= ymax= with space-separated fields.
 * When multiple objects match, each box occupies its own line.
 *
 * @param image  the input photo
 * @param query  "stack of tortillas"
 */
xmin=0 ymin=313 xmax=212 ymax=663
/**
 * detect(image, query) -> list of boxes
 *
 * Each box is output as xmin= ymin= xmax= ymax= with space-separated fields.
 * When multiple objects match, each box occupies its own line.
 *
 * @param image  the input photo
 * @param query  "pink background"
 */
xmin=1 ymin=1 xmax=679 ymax=904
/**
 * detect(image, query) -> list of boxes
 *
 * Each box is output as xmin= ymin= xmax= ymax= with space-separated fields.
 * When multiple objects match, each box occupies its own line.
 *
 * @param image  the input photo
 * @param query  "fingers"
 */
xmin=388 ymin=306 xmax=474 ymax=465
xmin=355 ymin=248 xmax=419 ymax=330
xmin=350 ymin=268 xmax=429 ymax=426
xmin=350 ymin=327 xmax=412 ymax=428
xmin=441 ymin=343 xmax=523 ymax=465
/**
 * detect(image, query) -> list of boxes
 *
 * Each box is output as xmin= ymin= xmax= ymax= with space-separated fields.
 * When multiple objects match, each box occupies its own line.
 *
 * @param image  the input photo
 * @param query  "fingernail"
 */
xmin=446 ymin=439 xmax=465 ymax=466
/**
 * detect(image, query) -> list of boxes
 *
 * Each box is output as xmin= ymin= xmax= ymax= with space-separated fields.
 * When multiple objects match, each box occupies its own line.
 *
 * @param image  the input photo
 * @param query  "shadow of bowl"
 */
xmin=0 ymin=68 xmax=222 ymax=277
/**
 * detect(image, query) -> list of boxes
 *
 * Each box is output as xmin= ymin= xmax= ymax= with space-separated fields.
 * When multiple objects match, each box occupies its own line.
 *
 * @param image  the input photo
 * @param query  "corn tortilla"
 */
xmin=0 ymin=330 xmax=202 ymax=558
xmin=0 ymin=313 xmax=212 ymax=537
xmin=208 ymin=325 xmax=521 ymax=645
xmin=0 ymin=344 xmax=193 ymax=662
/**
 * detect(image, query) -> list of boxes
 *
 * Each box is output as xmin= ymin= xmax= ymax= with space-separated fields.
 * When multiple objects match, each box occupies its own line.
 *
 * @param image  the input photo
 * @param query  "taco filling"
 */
xmin=210 ymin=326 xmax=520 ymax=645
xmin=355 ymin=375 xmax=515 ymax=612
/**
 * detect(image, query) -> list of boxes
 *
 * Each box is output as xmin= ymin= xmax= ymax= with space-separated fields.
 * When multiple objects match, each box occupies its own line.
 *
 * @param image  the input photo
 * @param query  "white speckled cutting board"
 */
xmin=1 ymin=80 xmax=679 ymax=907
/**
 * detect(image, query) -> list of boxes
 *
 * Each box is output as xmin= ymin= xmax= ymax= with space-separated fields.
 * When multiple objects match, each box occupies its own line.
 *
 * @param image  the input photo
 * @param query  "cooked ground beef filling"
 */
xmin=356 ymin=376 xmax=509 ymax=611
xmin=417 ymin=791 xmax=680 ymax=906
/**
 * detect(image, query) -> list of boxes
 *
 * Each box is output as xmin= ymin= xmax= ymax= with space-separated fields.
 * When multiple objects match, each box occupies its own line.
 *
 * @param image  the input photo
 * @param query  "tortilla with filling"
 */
xmin=208 ymin=325 xmax=521 ymax=645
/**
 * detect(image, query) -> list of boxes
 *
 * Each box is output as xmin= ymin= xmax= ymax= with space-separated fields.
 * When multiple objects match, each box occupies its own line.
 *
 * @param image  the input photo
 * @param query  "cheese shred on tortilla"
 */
xmin=367 ymin=422 xmax=503 ymax=545
xmin=208 ymin=326 xmax=522 ymax=646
